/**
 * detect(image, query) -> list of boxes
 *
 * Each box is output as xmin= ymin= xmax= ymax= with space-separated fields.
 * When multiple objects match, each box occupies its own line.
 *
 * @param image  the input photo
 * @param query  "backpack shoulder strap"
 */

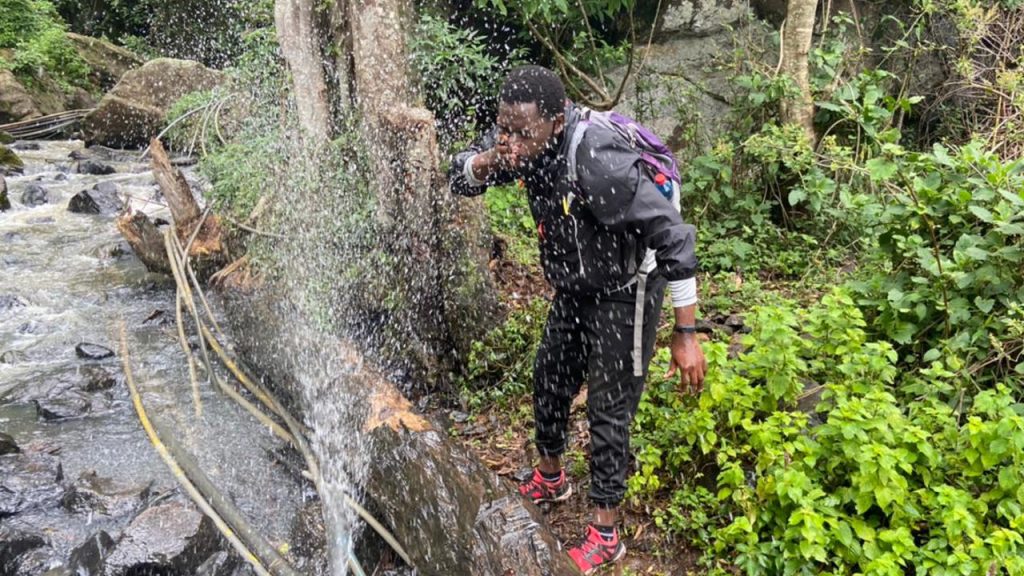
xmin=566 ymin=108 xmax=593 ymax=185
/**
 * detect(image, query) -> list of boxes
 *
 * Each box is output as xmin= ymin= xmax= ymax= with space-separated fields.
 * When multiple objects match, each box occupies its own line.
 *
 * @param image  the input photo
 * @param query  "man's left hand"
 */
xmin=666 ymin=333 xmax=707 ymax=395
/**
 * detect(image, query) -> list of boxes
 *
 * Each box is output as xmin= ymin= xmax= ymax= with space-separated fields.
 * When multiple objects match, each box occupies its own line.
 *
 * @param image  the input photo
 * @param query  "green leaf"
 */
xmin=974 ymin=297 xmax=995 ymax=314
xmin=789 ymin=188 xmax=807 ymax=206
xmin=866 ymin=158 xmax=898 ymax=182
xmin=968 ymin=205 xmax=994 ymax=222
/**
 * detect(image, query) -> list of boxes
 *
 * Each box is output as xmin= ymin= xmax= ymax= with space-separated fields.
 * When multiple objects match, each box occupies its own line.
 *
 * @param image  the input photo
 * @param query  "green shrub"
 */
xmin=457 ymin=297 xmax=548 ymax=412
xmin=631 ymin=290 xmax=1024 ymax=574
xmin=484 ymin=182 xmax=539 ymax=266
xmin=0 ymin=0 xmax=90 ymax=89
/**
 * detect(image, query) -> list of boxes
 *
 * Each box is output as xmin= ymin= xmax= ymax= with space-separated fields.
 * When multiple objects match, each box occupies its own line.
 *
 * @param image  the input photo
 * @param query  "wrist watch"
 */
xmin=673 ymin=324 xmax=697 ymax=335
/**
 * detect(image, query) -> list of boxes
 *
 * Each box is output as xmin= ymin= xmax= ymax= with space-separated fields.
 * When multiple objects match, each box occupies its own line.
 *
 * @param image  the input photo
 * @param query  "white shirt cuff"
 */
xmin=463 ymin=153 xmax=485 ymax=187
xmin=668 ymin=277 xmax=698 ymax=308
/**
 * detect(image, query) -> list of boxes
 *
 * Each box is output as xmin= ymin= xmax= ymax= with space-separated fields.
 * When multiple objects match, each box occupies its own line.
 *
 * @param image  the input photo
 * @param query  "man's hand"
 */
xmin=666 ymin=332 xmax=707 ymax=395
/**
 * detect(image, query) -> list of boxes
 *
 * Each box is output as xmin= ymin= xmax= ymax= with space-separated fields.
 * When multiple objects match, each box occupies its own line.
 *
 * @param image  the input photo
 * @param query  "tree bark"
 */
xmin=345 ymin=0 xmax=496 ymax=386
xmin=780 ymin=0 xmax=818 ymax=144
xmin=274 ymin=0 xmax=333 ymax=146
xmin=117 ymin=139 xmax=226 ymax=276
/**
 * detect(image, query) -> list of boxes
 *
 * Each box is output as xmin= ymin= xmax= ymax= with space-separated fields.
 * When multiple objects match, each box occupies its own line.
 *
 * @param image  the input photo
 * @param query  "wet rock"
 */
xmin=0 ymin=451 xmax=64 ymax=517
xmin=289 ymin=501 xmax=326 ymax=568
xmin=0 ymin=433 xmax=19 ymax=455
xmin=67 ymin=531 xmax=115 ymax=576
xmin=15 ymin=545 xmax=63 ymax=576
xmin=0 ymin=350 xmax=27 ymax=365
xmin=0 ymin=525 xmax=46 ymax=575
xmin=0 ymin=294 xmax=25 ymax=311
xmin=660 ymin=0 xmax=750 ymax=35
xmin=27 ymin=216 xmax=55 ymax=224
xmin=83 ymin=58 xmax=226 ymax=148
xmin=81 ymin=366 xmax=118 ymax=392
xmin=68 ymin=187 xmax=122 ymax=216
xmin=35 ymin=389 xmax=92 ymax=421
xmin=76 ymin=160 xmax=116 ymax=176
xmin=103 ymin=500 xmax=220 ymax=576
xmin=0 ymin=69 xmax=40 ymax=124
xmin=62 ymin=471 xmax=151 ymax=517
xmin=21 ymin=184 xmax=51 ymax=207
xmin=1 ymin=177 xmax=9 ymax=211
xmin=12 ymin=141 xmax=40 ymax=151
xmin=724 ymin=313 xmax=747 ymax=332
xmin=94 ymin=181 xmax=119 ymax=195
xmin=40 ymin=567 xmax=74 ymax=576
xmin=195 ymin=551 xmax=238 ymax=576
xmin=75 ymin=343 xmax=115 ymax=360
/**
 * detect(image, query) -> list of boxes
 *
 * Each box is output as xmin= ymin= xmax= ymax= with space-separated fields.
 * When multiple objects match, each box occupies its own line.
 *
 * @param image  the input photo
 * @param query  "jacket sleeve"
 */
xmin=448 ymin=126 xmax=516 ymax=197
xmin=575 ymin=128 xmax=699 ymax=281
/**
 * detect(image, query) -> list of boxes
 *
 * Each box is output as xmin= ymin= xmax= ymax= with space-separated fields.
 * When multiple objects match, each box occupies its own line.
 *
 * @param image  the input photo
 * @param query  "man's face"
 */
xmin=496 ymin=101 xmax=565 ymax=170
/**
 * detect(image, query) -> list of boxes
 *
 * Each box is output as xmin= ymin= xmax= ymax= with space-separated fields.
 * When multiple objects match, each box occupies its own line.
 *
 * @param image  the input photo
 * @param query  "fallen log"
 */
xmin=117 ymin=138 xmax=227 ymax=277
xmin=219 ymin=277 xmax=580 ymax=576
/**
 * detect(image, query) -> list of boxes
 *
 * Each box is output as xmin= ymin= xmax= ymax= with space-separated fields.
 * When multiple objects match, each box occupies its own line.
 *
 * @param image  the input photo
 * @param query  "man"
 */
xmin=449 ymin=65 xmax=706 ymax=574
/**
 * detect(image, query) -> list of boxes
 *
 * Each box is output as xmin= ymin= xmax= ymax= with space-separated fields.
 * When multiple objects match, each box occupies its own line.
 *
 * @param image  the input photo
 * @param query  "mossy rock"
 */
xmin=0 ymin=177 xmax=9 ymax=211
xmin=0 ymin=145 xmax=24 ymax=172
xmin=0 ymin=131 xmax=12 ymax=144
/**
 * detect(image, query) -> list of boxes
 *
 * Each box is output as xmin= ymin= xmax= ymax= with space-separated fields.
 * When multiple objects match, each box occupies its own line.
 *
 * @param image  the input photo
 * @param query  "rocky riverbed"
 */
xmin=0 ymin=141 xmax=317 ymax=576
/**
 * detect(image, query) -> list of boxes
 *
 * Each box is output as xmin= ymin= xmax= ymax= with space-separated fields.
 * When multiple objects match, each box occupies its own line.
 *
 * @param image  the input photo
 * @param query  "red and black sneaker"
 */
xmin=517 ymin=468 xmax=572 ymax=505
xmin=568 ymin=525 xmax=626 ymax=575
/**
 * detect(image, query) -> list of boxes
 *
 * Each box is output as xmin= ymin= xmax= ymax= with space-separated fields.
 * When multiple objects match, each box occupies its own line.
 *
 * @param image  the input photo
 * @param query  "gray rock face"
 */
xmin=61 ymin=471 xmax=151 ymax=518
xmin=103 ymin=501 xmax=220 ymax=576
xmin=21 ymin=184 xmax=51 ymax=207
xmin=83 ymin=58 xmax=226 ymax=148
xmin=661 ymin=0 xmax=750 ymax=36
xmin=0 ymin=451 xmax=64 ymax=518
xmin=75 ymin=343 xmax=115 ymax=360
xmin=0 ymin=69 xmax=41 ymax=124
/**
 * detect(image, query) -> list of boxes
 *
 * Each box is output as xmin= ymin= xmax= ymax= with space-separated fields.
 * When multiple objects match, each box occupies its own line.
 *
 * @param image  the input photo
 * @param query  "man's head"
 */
xmin=497 ymin=65 xmax=566 ymax=168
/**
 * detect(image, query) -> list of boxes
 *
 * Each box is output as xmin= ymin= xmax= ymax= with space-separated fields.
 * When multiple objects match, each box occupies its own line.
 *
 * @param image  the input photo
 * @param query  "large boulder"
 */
xmin=0 ymin=451 xmax=65 ymax=518
xmin=0 ymin=69 xmax=41 ymax=124
xmin=83 ymin=58 xmax=226 ymax=148
xmin=66 ymin=33 xmax=143 ymax=91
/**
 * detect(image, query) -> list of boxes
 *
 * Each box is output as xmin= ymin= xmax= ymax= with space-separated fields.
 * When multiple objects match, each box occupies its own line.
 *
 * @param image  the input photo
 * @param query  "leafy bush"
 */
xmin=631 ymin=290 xmax=1024 ymax=574
xmin=0 ymin=0 xmax=90 ymax=89
xmin=484 ymin=181 xmax=539 ymax=265
xmin=457 ymin=297 xmax=548 ymax=412
xmin=409 ymin=12 xmax=526 ymax=153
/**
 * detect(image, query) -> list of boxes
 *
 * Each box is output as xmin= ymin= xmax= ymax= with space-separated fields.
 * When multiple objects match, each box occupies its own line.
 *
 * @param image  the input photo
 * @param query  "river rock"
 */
xmin=1 ymin=144 xmax=24 ymax=174
xmin=62 ymin=471 xmax=151 ymax=517
xmin=12 ymin=141 xmax=40 ymax=151
xmin=0 ymin=525 xmax=46 ymax=575
xmin=0 ymin=451 xmax=64 ymax=517
xmin=75 ymin=343 xmax=115 ymax=360
xmin=0 ymin=69 xmax=41 ymax=124
xmin=195 ymin=551 xmax=238 ymax=576
xmin=81 ymin=366 xmax=118 ymax=392
xmin=68 ymin=187 xmax=122 ymax=216
xmin=21 ymin=184 xmax=51 ymax=207
xmin=76 ymin=160 xmax=116 ymax=176
xmin=67 ymin=531 xmax=116 ymax=576
xmin=1 ymin=177 xmax=9 ymax=211
xmin=0 ymin=294 xmax=26 ymax=311
xmin=103 ymin=500 xmax=220 ymax=576
xmin=83 ymin=58 xmax=226 ymax=148
xmin=0 ymin=433 xmax=19 ymax=456
xmin=34 ymin=389 xmax=92 ymax=421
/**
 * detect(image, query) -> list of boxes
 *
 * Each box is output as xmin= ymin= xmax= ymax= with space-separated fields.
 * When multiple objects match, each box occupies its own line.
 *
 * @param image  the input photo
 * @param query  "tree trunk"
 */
xmin=345 ymin=0 xmax=496 ymax=386
xmin=274 ymin=0 xmax=333 ymax=145
xmin=117 ymin=139 xmax=226 ymax=276
xmin=780 ymin=0 xmax=818 ymax=144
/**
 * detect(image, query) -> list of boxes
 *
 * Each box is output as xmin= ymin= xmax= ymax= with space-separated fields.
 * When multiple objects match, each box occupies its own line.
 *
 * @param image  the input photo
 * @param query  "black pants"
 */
xmin=533 ymin=274 xmax=666 ymax=507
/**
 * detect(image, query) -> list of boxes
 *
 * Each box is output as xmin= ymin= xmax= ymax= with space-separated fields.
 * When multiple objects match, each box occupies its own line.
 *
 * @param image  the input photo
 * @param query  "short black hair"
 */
xmin=499 ymin=65 xmax=566 ymax=119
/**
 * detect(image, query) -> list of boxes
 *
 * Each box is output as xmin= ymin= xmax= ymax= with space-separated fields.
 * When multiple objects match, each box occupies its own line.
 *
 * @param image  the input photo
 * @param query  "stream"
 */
xmin=0 ymin=140 xmax=312 ymax=575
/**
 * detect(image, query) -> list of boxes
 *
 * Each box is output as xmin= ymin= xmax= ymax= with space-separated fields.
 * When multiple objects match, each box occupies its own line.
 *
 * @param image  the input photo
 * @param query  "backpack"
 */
xmin=565 ymin=107 xmax=682 ymax=194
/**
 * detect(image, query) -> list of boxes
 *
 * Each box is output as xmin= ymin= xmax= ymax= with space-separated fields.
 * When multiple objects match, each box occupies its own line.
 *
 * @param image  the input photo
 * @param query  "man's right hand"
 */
xmin=473 ymin=144 xmax=520 ymax=180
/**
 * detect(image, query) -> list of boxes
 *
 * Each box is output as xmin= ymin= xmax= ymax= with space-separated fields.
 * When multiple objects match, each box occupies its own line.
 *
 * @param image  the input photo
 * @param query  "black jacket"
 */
xmin=449 ymin=102 xmax=698 ymax=295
